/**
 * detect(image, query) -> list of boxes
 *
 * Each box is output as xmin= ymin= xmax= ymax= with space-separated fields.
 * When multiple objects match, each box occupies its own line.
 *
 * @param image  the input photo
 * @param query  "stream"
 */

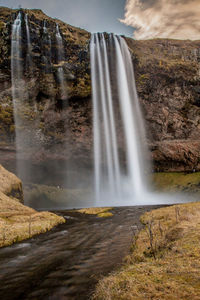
xmin=0 ymin=206 xmax=163 ymax=300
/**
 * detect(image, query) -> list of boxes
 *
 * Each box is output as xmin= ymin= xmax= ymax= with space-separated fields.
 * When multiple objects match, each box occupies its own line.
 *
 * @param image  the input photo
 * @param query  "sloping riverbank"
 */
xmin=93 ymin=202 xmax=200 ymax=300
xmin=0 ymin=165 xmax=65 ymax=247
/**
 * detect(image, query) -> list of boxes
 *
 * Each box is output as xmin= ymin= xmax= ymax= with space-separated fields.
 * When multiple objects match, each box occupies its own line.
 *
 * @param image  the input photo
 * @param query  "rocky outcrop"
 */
xmin=0 ymin=6 xmax=199 ymax=184
xmin=0 ymin=164 xmax=65 ymax=247
xmin=0 ymin=164 xmax=23 ymax=202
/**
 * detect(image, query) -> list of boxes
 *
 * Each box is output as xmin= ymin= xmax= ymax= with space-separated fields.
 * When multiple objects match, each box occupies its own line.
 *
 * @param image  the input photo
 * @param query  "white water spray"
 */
xmin=90 ymin=33 xmax=191 ymax=206
xmin=11 ymin=12 xmax=31 ymax=182
xmin=90 ymin=33 xmax=149 ymax=205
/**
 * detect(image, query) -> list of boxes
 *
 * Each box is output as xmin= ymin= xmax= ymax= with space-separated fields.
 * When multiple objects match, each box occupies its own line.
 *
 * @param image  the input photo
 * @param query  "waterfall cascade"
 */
xmin=43 ymin=20 xmax=52 ymax=71
xmin=56 ymin=24 xmax=67 ymax=100
xmin=25 ymin=14 xmax=32 ymax=69
xmin=90 ymin=33 xmax=148 ymax=205
xmin=11 ymin=13 xmax=69 ymax=192
xmin=10 ymin=12 xmax=187 ymax=208
xmin=11 ymin=12 xmax=25 ymax=179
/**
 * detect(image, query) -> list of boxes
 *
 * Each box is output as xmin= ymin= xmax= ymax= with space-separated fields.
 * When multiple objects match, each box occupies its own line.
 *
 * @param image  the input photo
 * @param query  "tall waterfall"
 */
xmin=11 ymin=12 xmax=24 ymax=179
xmin=56 ymin=24 xmax=67 ymax=100
xmin=90 ymin=33 xmax=148 ymax=204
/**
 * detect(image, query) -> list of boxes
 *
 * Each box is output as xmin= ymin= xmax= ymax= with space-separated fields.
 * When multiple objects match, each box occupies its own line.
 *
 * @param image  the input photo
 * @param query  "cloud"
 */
xmin=121 ymin=0 xmax=200 ymax=40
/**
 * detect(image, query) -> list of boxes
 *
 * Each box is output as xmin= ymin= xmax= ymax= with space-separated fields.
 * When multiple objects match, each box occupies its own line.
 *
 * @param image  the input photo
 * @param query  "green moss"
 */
xmin=152 ymin=172 xmax=200 ymax=193
xmin=0 ymin=20 xmax=5 ymax=30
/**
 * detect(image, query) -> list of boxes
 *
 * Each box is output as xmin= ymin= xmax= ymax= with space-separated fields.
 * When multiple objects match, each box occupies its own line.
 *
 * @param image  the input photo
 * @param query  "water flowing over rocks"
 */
xmin=0 ymin=7 xmax=199 ymax=187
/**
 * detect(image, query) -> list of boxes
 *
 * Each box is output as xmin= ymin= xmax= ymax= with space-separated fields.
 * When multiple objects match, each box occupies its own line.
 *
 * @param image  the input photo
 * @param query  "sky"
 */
xmin=0 ymin=0 xmax=133 ymax=37
xmin=0 ymin=0 xmax=199 ymax=39
xmin=122 ymin=0 xmax=200 ymax=40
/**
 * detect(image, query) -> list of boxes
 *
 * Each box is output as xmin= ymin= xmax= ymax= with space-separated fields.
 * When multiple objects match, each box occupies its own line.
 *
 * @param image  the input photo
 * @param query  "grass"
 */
xmin=153 ymin=172 xmax=200 ymax=194
xmin=0 ymin=164 xmax=65 ymax=248
xmin=0 ymin=164 xmax=23 ymax=201
xmin=77 ymin=207 xmax=113 ymax=218
xmin=93 ymin=202 xmax=200 ymax=299
xmin=0 ymin=190 xmax=65 ymax=248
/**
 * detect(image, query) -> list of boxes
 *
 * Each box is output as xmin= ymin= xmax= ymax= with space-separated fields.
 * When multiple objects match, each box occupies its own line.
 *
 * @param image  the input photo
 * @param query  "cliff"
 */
xmin=0 ymin=7 xmax=199 ymax=186
xmin=126 ymin=38 xmax=200 ymax=172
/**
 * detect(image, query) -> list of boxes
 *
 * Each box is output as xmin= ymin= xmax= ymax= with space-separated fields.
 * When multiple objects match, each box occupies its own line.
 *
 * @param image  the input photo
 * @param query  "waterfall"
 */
xmin=43 ymin=20 xmax=52 ymax=71
xmin=11 ymin=12 xmax=27 ymax=181
xmin=56 ymin=24 xmax=67 ymax=100
xmin=90 ymin=33 xmax=148 ymax=204
xmin=11 ymin=12 xmax=41 ymax=192
xmin=25 ymin=14 xmax=32 ymax=69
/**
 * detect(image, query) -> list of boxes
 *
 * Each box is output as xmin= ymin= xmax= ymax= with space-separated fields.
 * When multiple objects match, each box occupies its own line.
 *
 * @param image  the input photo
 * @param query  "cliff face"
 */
xmin=0 ymin=7 xmax=199 ymax=185
xmin=126 ymin=38 xmax=200 ymax=172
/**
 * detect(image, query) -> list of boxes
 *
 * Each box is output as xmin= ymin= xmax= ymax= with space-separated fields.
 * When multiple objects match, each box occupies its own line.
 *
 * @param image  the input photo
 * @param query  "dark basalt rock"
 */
xmin=0 ymin=6 xmax=199 ymax=186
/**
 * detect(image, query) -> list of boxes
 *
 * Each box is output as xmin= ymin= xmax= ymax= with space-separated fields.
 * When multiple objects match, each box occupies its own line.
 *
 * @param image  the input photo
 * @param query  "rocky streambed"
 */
xmin=0 ymin=206 xmax=164 ymax=300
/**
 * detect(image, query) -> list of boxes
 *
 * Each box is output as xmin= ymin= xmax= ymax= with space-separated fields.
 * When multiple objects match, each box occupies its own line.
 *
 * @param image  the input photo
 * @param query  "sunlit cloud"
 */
xmin=121 ymin=0 xmax=200 ymax=40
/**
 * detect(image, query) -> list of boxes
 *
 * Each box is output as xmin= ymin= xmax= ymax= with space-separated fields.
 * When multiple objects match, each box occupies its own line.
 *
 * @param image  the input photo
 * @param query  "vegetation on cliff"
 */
xmin=93 ymin=202 xmax=200 ymax=299
xmin=153 ymin=172 xmax=200 ymax=195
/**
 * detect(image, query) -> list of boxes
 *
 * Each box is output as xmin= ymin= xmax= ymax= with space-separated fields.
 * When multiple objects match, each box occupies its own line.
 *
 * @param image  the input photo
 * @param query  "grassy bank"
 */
xmin=0 ymin=191 xmax=65 ymax=247
xmin=93 ymin=202 xmax=200 ymax=299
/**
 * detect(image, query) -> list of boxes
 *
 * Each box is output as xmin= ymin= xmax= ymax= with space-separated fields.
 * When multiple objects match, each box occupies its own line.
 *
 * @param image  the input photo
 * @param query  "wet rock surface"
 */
xmin=0 ymin=206 xmax=164 ymax=300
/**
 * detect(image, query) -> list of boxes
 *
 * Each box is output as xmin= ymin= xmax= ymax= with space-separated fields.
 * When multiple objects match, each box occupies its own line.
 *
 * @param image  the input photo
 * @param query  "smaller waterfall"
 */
xmin=43 ymin=20 xmax=47 ymax=34
xmin=43 ymin=20 xmax=52 ymax=71
xmin=25 ymin=14 xmax=32 ymax=69
xmin=90 ymin=33 xmax=148 ymax=205
xmin=56 ymin=24 xmax=67 ymax=100
xmin=11 ymin=12 xmax=22 ymax=88
xmin=11 ymin=12 xmax=39 ymax=190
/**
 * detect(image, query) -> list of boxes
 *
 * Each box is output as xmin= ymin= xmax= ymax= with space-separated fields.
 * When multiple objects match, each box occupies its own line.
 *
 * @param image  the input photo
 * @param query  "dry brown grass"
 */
xmin=93 ymin=202 xmax=200 ymax=300
xmin=0 ymin=165 xmax=22 ymax=201
xmin=0 ymin=190 xmax=65 ymax=248
xmin=77 ymin=207 xmax=113 ymax=217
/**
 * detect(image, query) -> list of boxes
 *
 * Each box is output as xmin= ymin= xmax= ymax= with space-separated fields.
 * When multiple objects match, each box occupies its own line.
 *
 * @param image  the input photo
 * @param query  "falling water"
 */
xmin=25 ymin=14 xmax=32 ymax=69
xmin=56 ymin=24 xmax=67 ymax=100
xmin=43 ymin=20 xmax=52 ymax=71
xmin=90 ymin=33 xmax=148 ymax=204
xmin=11 ymin=12 xmax=40 ymax=192
xmin=43 ymin=20 xmax=47 ymax=34
xmin=11 ymin=12 xmax=23 ymax=177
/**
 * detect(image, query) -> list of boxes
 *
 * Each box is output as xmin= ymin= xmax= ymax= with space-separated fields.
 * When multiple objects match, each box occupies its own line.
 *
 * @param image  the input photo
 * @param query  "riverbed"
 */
xmin=0 ymin=206 xmax=164 ymax=300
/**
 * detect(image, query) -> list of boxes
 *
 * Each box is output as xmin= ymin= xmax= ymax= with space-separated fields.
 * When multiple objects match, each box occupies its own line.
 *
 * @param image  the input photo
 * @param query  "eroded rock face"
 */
xmin=0 ymin=7 xmax=199 ymax=186
xmin=125 ymin=38 xmax=200 ymax=172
